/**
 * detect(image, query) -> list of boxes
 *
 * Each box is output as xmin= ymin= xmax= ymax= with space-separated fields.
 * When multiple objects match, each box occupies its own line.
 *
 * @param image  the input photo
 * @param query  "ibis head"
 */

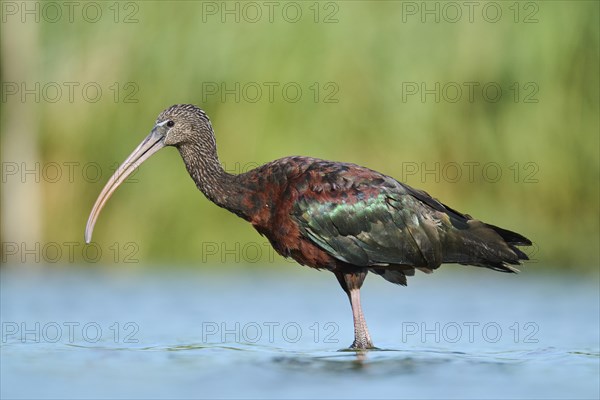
xmin=84 ymin=104 xmax=215 ymax=243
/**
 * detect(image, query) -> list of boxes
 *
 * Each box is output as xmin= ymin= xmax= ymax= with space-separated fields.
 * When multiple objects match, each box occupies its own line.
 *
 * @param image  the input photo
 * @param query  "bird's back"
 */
xmin=238 ymin=156 xmax=531 ymax=284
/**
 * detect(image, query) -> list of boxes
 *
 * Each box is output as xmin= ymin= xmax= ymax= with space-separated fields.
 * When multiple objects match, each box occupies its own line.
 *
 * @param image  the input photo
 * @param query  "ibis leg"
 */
xmin=335 ymin=270 xmax=374 ymax=350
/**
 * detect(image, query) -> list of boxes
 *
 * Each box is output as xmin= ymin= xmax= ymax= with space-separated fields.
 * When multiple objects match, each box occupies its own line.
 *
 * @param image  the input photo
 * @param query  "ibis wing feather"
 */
xmin=292 ymin=171 xmax=441 ymax=270
xmin=288 ymin=160 xmax=530 ymax=279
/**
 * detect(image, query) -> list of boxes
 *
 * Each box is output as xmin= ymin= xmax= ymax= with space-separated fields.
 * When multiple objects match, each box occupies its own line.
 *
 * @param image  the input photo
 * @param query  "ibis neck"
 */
xmin=177 ymin=141 xmax=253 ymax=220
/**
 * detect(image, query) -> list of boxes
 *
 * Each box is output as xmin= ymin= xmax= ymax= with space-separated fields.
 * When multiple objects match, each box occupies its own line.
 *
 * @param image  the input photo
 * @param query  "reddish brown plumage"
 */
xmin=233 ymin=157 xmax=390 ymax=272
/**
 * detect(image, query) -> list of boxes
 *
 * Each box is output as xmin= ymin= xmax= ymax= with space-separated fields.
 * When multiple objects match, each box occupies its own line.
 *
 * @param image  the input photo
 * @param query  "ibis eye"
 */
xmin=166 ymin=120 xmax=175 ymax=128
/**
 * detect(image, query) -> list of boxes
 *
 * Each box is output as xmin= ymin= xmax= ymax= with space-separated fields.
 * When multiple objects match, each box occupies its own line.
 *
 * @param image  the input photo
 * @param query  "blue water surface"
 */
xmin=1 ymin=265 xmax=598 ymax=399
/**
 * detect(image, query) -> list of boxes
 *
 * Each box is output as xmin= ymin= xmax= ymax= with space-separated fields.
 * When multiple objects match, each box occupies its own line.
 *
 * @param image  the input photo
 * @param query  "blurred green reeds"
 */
xmin=1 ymin=1 xmax=598 ymax=271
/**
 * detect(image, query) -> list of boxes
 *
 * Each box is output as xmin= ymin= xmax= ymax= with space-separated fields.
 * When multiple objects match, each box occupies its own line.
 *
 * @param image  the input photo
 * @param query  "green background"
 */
xmin=1 ymin=1 xmax=598 ymax=271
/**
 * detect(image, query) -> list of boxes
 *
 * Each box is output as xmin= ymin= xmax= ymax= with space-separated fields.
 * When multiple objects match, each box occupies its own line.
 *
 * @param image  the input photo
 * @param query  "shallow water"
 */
xmin=1 ymin=265 xmax=598 ymax=399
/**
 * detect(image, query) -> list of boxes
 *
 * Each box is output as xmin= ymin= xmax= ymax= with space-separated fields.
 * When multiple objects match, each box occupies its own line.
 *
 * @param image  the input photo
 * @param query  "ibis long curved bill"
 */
xmin=84 ymin=125 xmax=167 ymax=243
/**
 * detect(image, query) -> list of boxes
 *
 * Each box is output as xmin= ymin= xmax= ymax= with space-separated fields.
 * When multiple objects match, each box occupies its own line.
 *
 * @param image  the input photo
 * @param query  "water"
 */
xmin=1 ymin=265 xmax=598 ymax=399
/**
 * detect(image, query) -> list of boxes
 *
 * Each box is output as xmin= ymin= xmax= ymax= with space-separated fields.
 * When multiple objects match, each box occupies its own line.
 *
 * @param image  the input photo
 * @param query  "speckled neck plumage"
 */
xmin=176 ymin=136 xmax=254 ymax=221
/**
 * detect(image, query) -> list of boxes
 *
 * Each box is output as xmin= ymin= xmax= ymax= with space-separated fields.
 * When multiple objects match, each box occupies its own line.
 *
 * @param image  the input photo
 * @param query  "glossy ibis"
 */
xmin=85 ymin=104 xmax=531 ymax=350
